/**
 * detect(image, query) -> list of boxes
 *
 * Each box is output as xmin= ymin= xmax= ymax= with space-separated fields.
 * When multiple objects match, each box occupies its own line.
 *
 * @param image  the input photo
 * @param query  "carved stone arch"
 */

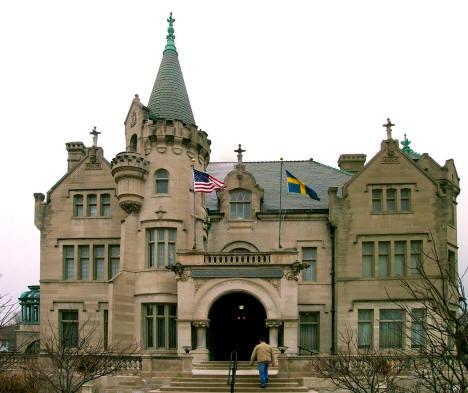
xmin=192 ymin=278 xmax=281 ymax=320
xmin=221 ymin=241 xmax=260 ymax=252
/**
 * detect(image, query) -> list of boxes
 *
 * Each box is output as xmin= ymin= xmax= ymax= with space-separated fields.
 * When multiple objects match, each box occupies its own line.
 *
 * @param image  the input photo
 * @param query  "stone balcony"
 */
xmin=204 ymin=252 xmax=271 ymax=265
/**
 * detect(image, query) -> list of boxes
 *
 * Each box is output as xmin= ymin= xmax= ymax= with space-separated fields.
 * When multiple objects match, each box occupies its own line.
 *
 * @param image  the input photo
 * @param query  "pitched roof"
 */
xmin=147 ymin=15 xmax=196 ymax=126
xmin=206 ymin=160 xmax=352 ymax=211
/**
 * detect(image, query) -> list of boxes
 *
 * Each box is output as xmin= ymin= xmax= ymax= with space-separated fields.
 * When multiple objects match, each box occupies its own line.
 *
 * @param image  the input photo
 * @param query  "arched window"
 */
xmin=129 ymin=134 xmax=137 ymax=152
xmin=230 ymin=189 xmax=251 ymax=219
xmin=155 ymin=169 xmax=169 ymax=194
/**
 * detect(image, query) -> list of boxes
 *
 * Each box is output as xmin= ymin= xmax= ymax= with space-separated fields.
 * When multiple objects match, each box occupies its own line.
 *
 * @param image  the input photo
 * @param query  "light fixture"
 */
xmin=239 ymin=305 xmax=244 ymax=310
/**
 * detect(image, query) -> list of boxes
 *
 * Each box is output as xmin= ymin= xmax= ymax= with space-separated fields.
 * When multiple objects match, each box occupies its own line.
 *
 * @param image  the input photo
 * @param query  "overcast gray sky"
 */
xmin=1 ymin=0 xmax=466 ymax=299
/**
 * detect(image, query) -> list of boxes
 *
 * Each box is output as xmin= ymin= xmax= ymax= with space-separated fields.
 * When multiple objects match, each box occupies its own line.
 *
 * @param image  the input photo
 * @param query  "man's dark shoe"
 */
xmin=261 ymin=385 xmax=266 ymax=389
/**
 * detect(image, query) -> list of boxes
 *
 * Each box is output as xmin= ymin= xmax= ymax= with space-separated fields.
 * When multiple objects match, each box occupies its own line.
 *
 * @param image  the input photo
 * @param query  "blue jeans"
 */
xmin=258 ymin=362 xmax=270 ymax=386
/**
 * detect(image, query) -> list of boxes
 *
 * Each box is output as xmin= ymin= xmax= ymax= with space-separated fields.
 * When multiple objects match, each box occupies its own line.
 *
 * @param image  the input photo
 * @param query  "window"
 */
xmin=129 ymin=134 xmax=137 ymax=152
xmin=379 ymin=309 xmax=404 ymax=349
xmin=299 ymin=312 xmax=319 ymax=352
xmin=358 ymin=309 xmax=373 ymax=349
xmin=362 ymin=242 xmax=374 ymax=278
xmin=145 ymin=304 xmax=177 ymax=349
xmin=109 ymin=245 xmax=120 ymax=278
xmin=60 ymin=310 xmax=78 ymax=348
xmin=378 ymin=242 xmax=390 ymax=277
xmin=103 ymin=310 xmax=108 ymax=351
xmin=372 ymin=189 xmax=383 ymax=212
xmin=230 ymin=190 xmax=251 ymax=219
xmin=410 ymin=240 xmax=423 ymax=276
xmin=87 ymin=194 xmax=97 ymax=216
xmin=73 ymin=195 xmax=83 ymax=216
xmin=155 ymin=169 xmax=169 ymax=194
xmin=147 ymin=228 xmax=176 ymax=268
xmin=448 ymin=250 xmax=456 ymax=282
xmin=63 ymin=246 xmax=74 ymax=280
xmin=386 ymin=189 xmax=396 ymax=212
xmin=411 ymin=309 xmax=425 ymax=348
xmin=78 ymin=245 xmax=89 ymax=280
xmin=400 ymin=189 xmax=411 ymax=212
xmin=302 ymin=247 xmax=317 ymax=282
xmin=394 ymin=241 xmax=407 ymax=276
xmin=94 ymin=245 xmax=105 ymax=280
xmin=100 ymin=194 xmax=110 ymax=216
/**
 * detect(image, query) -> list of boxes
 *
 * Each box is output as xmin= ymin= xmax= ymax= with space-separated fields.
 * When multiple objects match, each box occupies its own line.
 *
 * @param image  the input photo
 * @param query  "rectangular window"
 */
xmin=400 ymin=189 xmax=411 ymax=212
xmin=448 ymin=250 xmax=456 ymax=282
xmin=379 ymin=309 xmax=404 ymax=349
xmin=100 ymin=194 xmax=111 ymax=216
xmin=386 ymin=189 xmax=396 ymax=212
xmin=73 ymin=195 xmax=83 ymax=216
xmin=358 ymin=309 xmax=373 ymax=349
xmin=302 ymin=247 xmax=317 ymax=282
xmin=378 ymin=242 xmax=390 ymax=277
xmin=109 ymin=245 xmax=120 ymax=278
xmin=144 ymin=304 xmax=177 ymax=349
xmin=94 ymin=245 xmax=105 ymax=280
xmin=78 ymin=245 xmax=89 ymax=280
xmin=394 ymin=241 xmax=407 ymax=276
xmin=147 ymin=228 xmax=176 ymax=268
xmin=372 ymin=189 xmax=382 ymax=212
xmin=410 ymin=240 xmax=423 ymax=276
xmin=87 ymin=194 xmax=97 ymax=216
xmin=60 ymin=310 xmax=78 ymax=348
xmin=411 ymin=309 xmax=425 ymax=348
xmin=362 ymin=242 xmax=374 ymax=278
xmin=63 ymin=246 xmax=74 ymax=280
xmin=299 ymin=312 xmax=319 ymax=352
xmin=103 ymin=310 xmax=108 ymax=351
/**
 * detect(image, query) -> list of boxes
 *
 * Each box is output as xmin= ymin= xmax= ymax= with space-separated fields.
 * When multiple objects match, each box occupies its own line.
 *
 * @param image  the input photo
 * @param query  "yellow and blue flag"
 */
xmin=285 ymin=170 xmax=320 ymax=201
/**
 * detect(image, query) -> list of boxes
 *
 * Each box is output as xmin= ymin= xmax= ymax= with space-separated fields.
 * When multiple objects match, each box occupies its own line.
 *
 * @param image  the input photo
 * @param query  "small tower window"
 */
xmin=230 ymin=189 xmax=251 ymax=219
xmin=155 ymin=169 xmax=169 ymax=194
xmin=129 ymin=134 xmax=137 ymax=152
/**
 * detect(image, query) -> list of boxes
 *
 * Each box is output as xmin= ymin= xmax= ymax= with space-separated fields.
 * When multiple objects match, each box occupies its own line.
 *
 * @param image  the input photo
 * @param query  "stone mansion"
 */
xmin=28 ymin=14 xmax=460 ymax=363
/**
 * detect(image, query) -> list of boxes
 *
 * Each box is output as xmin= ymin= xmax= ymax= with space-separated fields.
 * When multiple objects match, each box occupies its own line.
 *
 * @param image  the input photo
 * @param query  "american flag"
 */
xmin=193 ymin=169 xmax=226 ymax=193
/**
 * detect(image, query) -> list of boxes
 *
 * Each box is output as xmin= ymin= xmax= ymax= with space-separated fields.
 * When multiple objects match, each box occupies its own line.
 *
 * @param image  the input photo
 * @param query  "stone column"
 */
xmin=265 ymin=319 xmax=282 ymax=348
xmin=191 ymin=320 xmax=210 ymax=362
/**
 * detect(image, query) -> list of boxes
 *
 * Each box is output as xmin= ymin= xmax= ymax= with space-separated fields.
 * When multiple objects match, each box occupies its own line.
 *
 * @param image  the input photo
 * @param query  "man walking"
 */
xmin=249 ymin=337 xmax=276 ymax=388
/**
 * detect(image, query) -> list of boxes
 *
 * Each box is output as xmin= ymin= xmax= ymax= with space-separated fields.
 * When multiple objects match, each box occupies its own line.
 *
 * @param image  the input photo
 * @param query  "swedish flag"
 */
xmin=285 ymin=170 xmax=320 ymax=201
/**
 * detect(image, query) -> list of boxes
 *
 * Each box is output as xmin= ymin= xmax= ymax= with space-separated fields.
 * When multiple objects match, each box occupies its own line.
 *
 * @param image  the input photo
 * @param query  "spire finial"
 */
xmin=164 ymin=12 xmax=177 ymax=54
xmin=235 ymin=144 xmax=246 ymax=164
xmin=383 ymin=118 xmax=394 ymax=140
xmin=90 ymin=126 xmax=101 ymax=147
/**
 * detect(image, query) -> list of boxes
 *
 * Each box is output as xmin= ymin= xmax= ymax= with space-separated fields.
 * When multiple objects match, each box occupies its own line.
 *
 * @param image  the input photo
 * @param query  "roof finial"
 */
xmin=90 ymin=126 xmax=101 ymax=147
xmin=235 ymin=144 xmax=246 ymax=164
xmin=164 ymin=12 xmax=177 ymax=54
xmin=383 ymin=118 xmax=394 ymax=140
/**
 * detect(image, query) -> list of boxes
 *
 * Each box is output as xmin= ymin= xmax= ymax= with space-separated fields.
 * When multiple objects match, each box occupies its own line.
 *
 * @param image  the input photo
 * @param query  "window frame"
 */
xmin=230 ymin=189 xmax=251 ymax=220
xmin=362 ymin=242 xmax=375 ymax=278
xmin=299 ymin=311 xmax=320 ymax=352
xmin=147 ymin=228 xmax=176 ymax=268
xmin=109 ymin=245 xmax=120 ymax=278
xmin=87 ymin=194 xmax=98 ymax=217
xmin=411 ymin=308 xmax=426 ymax=349
xmin=302 ymin=247 xmax=317 ymax=282
xmin=144 ymin=304 xmax=177 ymax=350
xmin=60 ymin=310 xmax=78 ymax=349
xmin=378 ymin=241 xmax=390 ymax=277
xmin=73 ymin=194 xmax=84 ymax=217
xmin=93 ymin=245 xmax=105 ymax=280
xmin=100 ymin=194 xmax=111 ymax=216
xmin=410 ymin=240 xmax=423 ymax=276
xmin=379 ymin=309 xmax=404 ymax=349
xmin=78 ymin=245 xmax=89 ymax=280
xmin=63 ymin=246 xmax=74 ymax=280
xmin=358 ymin=309 xmax=374 ymax=349
xmin=372 ymin=189 xmax=383 ymax=212
xmin=155 ymin=169 xmax=169 ymax=194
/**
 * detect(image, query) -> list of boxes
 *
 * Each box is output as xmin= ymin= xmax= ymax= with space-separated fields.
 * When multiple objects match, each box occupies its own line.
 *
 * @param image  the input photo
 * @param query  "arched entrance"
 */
xmin=208 ymin=292 xmax=268 ymax=361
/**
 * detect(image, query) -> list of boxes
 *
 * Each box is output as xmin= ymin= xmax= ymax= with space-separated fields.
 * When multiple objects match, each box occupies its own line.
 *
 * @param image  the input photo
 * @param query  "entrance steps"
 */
xmin=192 ymin=361 xmax=278 ymax=375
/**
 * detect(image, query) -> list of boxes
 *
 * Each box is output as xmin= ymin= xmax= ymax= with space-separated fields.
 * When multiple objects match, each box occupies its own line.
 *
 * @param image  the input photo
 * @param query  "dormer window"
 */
xmin=155 ymin=169 xmax=169 ymax=194
xmin=230 ymin=189 xmax=251 ymax=219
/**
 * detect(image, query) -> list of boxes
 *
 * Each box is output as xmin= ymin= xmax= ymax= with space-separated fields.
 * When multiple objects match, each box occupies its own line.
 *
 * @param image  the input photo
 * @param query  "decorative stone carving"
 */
xmin=285 ymin=260 xmax=309 ymax=281
xmin=166 ymin=262 xmax=190 ymax=281
xmin=192 ymin=320 xmax=210 ymax=328
xmin=130 ymin=111 xmax=137 ymax=128
xmin=120 ymin=201 xmax=141 ymax=214
xmin=265 ymin=319 xmax=282 ymax=328
xmin=194 ymin=280 xmax=204 ymax=292
xmin=155 ymin=206 xmax=167 ymax=219
xmin=268 ymin=279 xmax=281 ymax=291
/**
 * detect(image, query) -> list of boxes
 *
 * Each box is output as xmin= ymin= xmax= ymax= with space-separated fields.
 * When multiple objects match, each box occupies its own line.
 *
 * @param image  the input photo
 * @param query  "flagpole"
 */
xmin=191 ymin=159 xmax=197 ymax=250
xmin=278 ymin=158 xmax=283 ymax=248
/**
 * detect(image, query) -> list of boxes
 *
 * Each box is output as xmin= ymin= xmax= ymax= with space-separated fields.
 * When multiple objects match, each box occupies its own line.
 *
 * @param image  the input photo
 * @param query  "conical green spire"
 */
xmin=164 ymin=12 xmax=177 ymax=54
xmin=147 ymin=13 xmax=196 ymax=126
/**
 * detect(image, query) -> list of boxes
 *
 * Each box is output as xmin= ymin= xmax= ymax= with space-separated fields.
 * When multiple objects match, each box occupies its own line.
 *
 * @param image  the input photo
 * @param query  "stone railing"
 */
xmin=204 ymin=253 xmax=271 ymax=265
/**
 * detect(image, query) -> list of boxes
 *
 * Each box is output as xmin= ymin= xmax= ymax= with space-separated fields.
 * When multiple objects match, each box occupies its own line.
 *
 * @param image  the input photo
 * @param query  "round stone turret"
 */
xmin=111 ymin=152 xmax=150 ymax=213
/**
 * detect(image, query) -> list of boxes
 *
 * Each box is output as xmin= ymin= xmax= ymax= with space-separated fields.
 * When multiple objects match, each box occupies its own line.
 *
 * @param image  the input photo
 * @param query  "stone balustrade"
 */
xmin=204 ymin=252 xmax=271 ymax=265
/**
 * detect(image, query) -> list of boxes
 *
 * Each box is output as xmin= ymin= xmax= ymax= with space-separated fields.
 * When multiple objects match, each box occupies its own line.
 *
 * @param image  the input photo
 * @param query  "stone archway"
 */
xmin=208 ymin=292 xmax=267 ymax=361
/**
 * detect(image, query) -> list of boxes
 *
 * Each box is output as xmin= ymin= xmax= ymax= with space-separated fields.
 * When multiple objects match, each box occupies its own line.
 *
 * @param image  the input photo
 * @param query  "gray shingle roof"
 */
xmin=206 ymin=160 xmax=352 ymax=211
xmin=147 ymin=51 xmax=196 ymax=126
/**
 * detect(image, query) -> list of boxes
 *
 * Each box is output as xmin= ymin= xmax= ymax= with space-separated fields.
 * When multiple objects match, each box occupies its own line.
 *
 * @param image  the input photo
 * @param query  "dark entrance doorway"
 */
xmin=208 ymin=292 xmax=268 ymax=361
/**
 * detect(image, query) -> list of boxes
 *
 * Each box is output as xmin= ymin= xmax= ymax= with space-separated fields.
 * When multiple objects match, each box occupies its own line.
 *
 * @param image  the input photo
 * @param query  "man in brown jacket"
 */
xmin=249 ymin=337 xmax=276 ymax=388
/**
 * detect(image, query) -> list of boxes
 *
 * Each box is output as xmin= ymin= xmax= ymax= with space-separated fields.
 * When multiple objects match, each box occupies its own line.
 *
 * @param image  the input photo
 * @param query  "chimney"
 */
xmin=66 ymin=142 xmax=86 ymax=172
xmin=338 ymin=154 xmax=366 ymax=174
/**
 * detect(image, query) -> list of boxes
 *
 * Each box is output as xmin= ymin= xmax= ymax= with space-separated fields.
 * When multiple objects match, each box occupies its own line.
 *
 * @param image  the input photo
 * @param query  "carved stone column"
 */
xmin=191 ymin=320 xmax=210 ymax=363
xmin=265 ymin=319 xmax=282 ymax=348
